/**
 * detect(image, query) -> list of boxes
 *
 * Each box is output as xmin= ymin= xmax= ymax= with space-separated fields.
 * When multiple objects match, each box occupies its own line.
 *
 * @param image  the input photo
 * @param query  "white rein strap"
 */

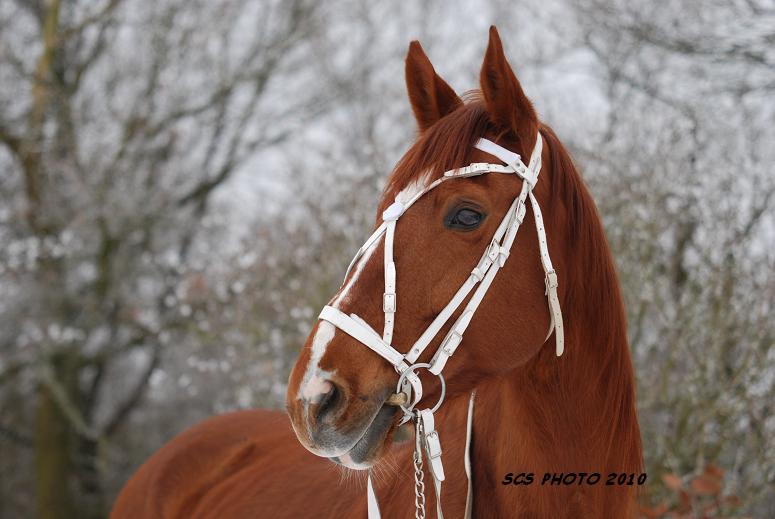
xmin=321 ymin=134 xmax=563 ymax=518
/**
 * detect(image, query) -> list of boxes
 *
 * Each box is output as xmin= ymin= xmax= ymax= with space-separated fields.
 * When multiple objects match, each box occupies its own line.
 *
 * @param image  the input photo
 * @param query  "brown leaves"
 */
xmin=662 ymin=473 xmax=683 ymax=491
xmin=690 ymin=475 xmax=722 ymax=497
xmin=639 ymin=463 xmax=745 ymax=519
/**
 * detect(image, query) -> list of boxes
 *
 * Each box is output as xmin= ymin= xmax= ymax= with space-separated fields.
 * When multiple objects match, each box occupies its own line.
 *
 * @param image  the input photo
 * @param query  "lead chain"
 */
xmin=413 ymin=417 xmax=426 ymax=519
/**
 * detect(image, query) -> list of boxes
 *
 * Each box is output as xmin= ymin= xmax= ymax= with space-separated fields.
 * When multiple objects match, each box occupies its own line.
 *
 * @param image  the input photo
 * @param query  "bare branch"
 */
xmin=59 ymin=0 xmax=125 ymax=41
xmin=101 ymin=343 xmax=161 ymax=438
xmin=39 ymin=366 xmax=99 ymax=441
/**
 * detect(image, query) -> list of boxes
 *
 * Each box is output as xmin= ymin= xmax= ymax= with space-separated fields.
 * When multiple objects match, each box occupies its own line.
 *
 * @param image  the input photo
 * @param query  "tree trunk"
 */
xmin=35 ymin=354 xmax=78 ymax=519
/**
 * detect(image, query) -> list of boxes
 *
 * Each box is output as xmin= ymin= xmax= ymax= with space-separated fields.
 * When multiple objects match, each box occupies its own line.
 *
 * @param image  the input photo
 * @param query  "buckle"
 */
xmin=425 ymin=430 xmax=442 ymax=459
xmin=441 ymin=331 xmax=462 ymax=355
xmin=545 ymin=270 xmax=558 ymax=291
xmin=487 ymin=239 xmax=501 ymax=262
xmin=468 ymin=163 xmax=488 ymax=174
xmin=516 ymin=199 xmax=526 ymax=223
xmin=383 ymin=293 xmax=396 ymax=313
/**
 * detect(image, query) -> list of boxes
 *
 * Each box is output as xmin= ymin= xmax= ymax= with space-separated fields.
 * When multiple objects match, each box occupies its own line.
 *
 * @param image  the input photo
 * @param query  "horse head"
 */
xmin=286 ymin=27 xmax=572 ymax=469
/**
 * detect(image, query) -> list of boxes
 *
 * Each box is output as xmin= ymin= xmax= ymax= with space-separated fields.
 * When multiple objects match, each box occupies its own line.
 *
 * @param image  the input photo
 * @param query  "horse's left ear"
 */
xmin=405 ymin=40 xmax=463 ymax=131
xmin=480 ymin=26 xmax=538 ymax=152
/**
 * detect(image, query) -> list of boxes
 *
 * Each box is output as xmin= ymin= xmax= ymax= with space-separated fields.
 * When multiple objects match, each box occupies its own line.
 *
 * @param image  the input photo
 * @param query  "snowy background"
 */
xmin=0 ymin=0 xmax=773 ymax=517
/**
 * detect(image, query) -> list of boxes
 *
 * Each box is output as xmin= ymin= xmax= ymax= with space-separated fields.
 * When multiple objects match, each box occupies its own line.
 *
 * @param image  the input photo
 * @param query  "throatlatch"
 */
xmin=319 ymin=133 xmax=563 ymax=519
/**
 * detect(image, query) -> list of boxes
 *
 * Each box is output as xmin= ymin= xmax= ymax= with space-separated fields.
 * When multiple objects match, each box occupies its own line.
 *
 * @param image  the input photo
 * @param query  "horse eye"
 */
xmin=445 ymin=207 xmax=484 ymax=230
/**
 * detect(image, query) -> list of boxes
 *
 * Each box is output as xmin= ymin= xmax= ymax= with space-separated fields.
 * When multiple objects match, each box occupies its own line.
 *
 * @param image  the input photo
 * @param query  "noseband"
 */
xmin=319 ymin=134 xmax=564 ymax=518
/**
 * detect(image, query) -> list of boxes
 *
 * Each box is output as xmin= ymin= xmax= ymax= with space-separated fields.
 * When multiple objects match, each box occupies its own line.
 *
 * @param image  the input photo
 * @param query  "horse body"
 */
xmin=111 ymin=407 xmax=472 ymax=518
xmin=113 ymin=26 xmax=642 ymax=518
xmin=111 ymin=409 xmax=366 ymax=518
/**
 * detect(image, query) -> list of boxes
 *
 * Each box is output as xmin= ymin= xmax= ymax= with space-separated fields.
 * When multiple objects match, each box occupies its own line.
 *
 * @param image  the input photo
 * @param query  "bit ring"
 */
xmin=395 ymin=363 xmax=446 ymax=415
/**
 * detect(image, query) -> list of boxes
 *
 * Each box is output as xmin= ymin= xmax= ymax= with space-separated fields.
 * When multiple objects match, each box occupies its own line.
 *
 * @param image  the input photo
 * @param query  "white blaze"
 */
xmin=297 ymin=231 xmax=381 ymax=402
xmin=297 ymin=172 xmax=430 ymax=403
xmin=300 ymin=321 xmax=336 ymax=402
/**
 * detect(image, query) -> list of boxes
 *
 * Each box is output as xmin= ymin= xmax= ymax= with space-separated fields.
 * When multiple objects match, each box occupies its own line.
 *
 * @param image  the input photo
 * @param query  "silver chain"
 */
xmin=413 ymin=416 xmax=426 ymax=519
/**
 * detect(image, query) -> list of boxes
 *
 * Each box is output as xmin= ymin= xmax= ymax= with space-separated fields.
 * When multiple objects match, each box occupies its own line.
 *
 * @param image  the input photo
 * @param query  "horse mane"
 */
xmin=384 ymin=96 xmax=643 ymax=474
xmin=539 ymin=123 xmax=643 ymax=473
xmin=383 ymin=95 xmax=491 ymax=204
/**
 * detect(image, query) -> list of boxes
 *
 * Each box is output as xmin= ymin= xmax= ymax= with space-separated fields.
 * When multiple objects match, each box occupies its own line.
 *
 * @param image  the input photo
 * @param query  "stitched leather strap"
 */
xmin=383 ymin=219 xmax=397 ymax=344
xmin=529 ymin=190 xmax=564 ymax=356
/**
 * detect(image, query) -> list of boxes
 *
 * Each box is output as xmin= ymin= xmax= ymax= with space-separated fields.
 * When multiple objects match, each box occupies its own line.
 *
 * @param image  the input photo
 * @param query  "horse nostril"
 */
xmin=315 ymin=381 xmax=342 ymax=423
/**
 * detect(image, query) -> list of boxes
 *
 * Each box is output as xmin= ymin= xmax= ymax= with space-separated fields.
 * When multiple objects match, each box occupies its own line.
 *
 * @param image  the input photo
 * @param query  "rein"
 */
xmin=320 ymin=134 xmax=564 ymax=518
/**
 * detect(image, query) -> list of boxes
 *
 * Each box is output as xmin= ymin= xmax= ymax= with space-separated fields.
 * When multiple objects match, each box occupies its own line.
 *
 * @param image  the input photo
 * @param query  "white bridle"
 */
xmin=319 ymin=133 xmax=564 ymax=519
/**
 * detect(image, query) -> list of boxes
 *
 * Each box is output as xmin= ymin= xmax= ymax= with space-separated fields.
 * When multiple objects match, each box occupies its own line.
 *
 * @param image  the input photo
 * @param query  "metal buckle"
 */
xmin=383 ymin=293 xmax=396 ymax=313
xmin=425 ymin=430 xmax=442 ymax=459
xmin=468 ymin=163 xmax=488 ymax=174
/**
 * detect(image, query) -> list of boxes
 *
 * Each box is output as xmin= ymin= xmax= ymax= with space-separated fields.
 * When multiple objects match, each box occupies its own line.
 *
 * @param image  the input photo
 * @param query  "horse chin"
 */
xmin=329 ymin=405 xmax=398 ymax=470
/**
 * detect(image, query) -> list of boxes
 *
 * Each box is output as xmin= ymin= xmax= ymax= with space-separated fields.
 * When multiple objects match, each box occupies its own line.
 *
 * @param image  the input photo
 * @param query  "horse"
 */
xmin=111 ymin=26 xmax=643 ymax=519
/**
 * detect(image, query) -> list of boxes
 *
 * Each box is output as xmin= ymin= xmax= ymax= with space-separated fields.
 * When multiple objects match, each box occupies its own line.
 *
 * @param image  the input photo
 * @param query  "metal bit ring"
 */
xmin=395 ymin=362 xmax=446 ymax=415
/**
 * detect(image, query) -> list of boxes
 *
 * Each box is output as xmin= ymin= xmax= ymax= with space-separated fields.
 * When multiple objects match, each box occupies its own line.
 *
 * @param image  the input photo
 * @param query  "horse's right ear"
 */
xmin=405 ymin=41 xmax=462 ymax=132
xmin=480 ymin=26 xmax=538 ymax=153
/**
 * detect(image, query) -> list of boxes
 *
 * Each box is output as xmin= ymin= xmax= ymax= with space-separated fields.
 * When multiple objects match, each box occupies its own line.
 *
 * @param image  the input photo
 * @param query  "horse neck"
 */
xmin=469 ymin=206 xmax=643 ymax=516
xmin=380 ymin=244 xmax=642 ymax=517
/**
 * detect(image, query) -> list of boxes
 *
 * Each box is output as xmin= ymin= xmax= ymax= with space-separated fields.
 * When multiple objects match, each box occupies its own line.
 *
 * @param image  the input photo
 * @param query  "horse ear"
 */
xmin=480 ymin=26 xmax=538 ymax=151
xmin=405 ymin=41 xmax=462 ymax=131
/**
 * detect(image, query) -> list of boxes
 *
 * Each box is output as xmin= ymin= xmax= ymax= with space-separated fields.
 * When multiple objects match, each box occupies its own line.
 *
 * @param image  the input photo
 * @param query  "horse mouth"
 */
xmin=329 ymin=404 xmax=399 ymax=469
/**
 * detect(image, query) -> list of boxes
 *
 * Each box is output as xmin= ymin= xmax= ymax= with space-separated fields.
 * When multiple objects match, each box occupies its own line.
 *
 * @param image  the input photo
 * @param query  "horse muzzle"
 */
xmin=287 ymin=380 xmax=399 ymax=466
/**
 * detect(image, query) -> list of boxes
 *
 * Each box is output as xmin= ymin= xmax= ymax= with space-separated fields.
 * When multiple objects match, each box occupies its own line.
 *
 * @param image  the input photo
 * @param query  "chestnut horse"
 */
xmin=112 ymin=27 xmax=642 ymax=518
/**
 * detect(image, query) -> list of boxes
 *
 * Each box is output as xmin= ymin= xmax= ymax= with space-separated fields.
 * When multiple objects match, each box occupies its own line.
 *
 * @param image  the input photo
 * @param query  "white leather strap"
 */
xmin=475 ymin=138 xmax=538 ymax=187
xmin=366 ymin=393 xmax=476 ymax=519
xmin=528 ymin=190 xmax=564 ymax=356
xmin=383 ymin=220 xmax=396 ymax=344
xmin=318 ymin=306 xmax=425 ymax=407
xmin=463 ymin=391 xmax=475 ymax=519
xmin=418 ymin=409 xmax=445 ymax=482
xmin=418 ymin=409 xmax=445 ymax=519
xmin=405 ymin=196 xmax=514 ymax=364
xmin=343 ymin=222 xmax=387 ymax=282
xmin=474 ymin=138 xmax=520 ymax=167
xmin=367 ymin=472 xmax=381 ymax=519
xmin=444 ymin=162 xmax=513 ymax=178
xmin=432 ymin=472 xmax=444 ymax=519
xmin=427 ymin=186 xmax=531 ymax=375
xmin=320 ymin=306 xmax=404 ymax=367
